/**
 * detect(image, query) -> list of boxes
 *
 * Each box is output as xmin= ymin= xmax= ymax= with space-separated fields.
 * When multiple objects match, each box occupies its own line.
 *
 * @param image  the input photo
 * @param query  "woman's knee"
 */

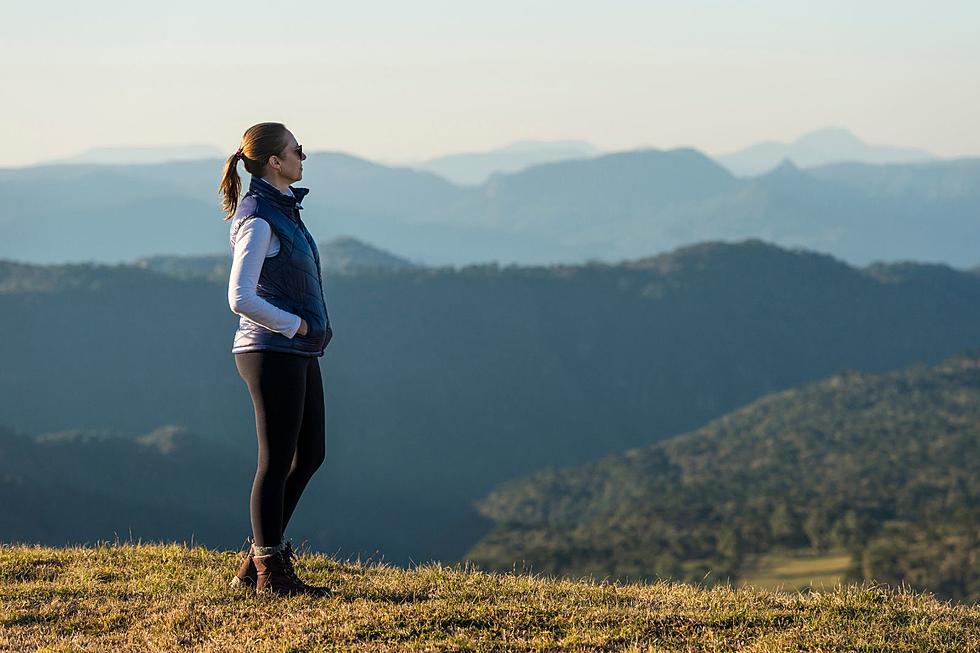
xmin=294 ymin=446 xmax=325 ymax=477
xmin=254 ymin=462 xmax=289 ymax=489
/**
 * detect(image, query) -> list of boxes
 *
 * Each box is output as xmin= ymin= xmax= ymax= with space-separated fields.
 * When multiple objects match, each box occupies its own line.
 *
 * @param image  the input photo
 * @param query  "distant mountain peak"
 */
xmin=794 ymin=127 xmax=864 ymax=149
xmin=756 ymin=157 xmax=807 ymax=184
xmin=502 ymin=145 xmax=732 ymax=178
xmin=715 ymin=127 xmax=935 ymax=177
xmin=622 ymin=238 xmax=849 ymax=277
xmin=478 ymin=146 xmax=738 ymax=218
xmin=318 ymin=236 xmax=418 ymax=271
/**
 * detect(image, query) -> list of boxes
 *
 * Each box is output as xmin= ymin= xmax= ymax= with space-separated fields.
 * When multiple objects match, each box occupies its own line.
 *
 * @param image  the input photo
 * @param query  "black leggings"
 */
xmin=235 ymin=351 xmax=325 ymax=548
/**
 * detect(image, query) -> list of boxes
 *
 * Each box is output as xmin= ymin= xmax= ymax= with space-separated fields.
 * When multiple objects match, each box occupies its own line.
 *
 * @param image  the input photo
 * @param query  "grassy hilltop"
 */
xmin=1 ymin=543 xmax=977 ymax=652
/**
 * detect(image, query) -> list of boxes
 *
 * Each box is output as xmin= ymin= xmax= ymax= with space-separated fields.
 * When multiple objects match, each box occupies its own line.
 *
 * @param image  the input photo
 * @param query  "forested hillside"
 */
xmin=2 ymin=239 xmax=979 ymax=566
xmin=0 ymin=425 xmax=251 ymax=546
xmin=467 ymin=352 xmax=980 ymax=603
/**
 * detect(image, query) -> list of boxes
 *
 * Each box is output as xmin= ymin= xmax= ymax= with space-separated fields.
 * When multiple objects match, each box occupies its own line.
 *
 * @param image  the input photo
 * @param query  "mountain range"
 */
xmin=714 ymin=127 xmax=936 ymax=177
xmin=1 ymin=136 xmax=975 ymax=269
xmin=24 ymin=128 xmax=934 ymax=179
xmin=2 ymin=239 xmax=980 ymax=571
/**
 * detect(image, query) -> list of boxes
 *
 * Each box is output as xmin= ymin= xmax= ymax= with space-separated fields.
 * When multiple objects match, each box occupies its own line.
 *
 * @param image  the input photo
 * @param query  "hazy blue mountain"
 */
xmin=0 ymin=154 xmax=466 ymax=264
xmin=413 ymin=140 xmax=601 ymax=185
xmin=714 ymin=127 xmax=936 ymax=176
xmin=3 ymin=239 xmax=980 ymax=565
xmin=446 ymin=151 xmax=980 ymax=268
xmin=1 ymin=146 xmax=978 ymax=269
xmin=135 ymin=236 xmax=418 ymax=281
xmin=39 ymin=143 xmax=224 ymax=166
xmin=471 ymin=147 xmax=739 ymax=229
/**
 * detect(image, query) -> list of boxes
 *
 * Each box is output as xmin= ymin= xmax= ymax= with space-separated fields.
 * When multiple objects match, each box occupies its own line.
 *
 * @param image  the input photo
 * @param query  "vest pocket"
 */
xmin=301 ymin=310 xmax=326 ymax=341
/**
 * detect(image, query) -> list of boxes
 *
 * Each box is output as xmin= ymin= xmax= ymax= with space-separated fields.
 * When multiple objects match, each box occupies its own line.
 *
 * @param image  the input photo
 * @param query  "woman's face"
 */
xmin=272 ymin=131 xmax=307 ymax=182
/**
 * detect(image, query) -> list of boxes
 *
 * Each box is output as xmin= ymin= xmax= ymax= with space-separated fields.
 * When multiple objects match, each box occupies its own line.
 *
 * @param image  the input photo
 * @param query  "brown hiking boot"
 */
xmin=253 ymin=544 xmax=329 ymax=597
xmin=229 ymin=538 xmax=257 ymax=588
xmin=281 ymin=541 xmax=332 ymax=596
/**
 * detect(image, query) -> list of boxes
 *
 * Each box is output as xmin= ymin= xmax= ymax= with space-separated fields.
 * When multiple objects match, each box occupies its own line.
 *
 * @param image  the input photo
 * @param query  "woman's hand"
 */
xmin=297 ymin=318 xmax=309 ymax=336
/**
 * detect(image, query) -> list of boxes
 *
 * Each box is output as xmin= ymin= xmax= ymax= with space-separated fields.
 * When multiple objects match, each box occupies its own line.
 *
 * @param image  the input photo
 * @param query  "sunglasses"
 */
xmin=277 ymin=144 xmax=303 ymax=159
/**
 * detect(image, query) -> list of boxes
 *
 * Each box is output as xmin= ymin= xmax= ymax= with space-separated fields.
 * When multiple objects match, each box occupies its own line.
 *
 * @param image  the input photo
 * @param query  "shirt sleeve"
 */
xmin=228 ymin=218 xmax=303 ymax=338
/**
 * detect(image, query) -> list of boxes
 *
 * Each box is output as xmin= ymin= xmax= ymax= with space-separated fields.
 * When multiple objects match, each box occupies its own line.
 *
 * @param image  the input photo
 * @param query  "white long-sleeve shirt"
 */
xmin=227 ymin=178 xmax=303 ymax=338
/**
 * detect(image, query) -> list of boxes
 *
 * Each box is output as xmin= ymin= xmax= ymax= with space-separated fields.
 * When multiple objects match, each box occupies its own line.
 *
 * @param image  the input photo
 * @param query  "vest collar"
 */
xmin=247 ymin=175 xmax=310 ymax=216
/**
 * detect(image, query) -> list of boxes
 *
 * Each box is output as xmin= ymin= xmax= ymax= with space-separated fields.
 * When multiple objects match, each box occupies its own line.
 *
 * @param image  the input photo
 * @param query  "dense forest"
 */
xmin=1 ymin=239 xmax=979 ymax=569
xmin=467 ymin=352 xmax=980 ymax=603
xmin=0 ymin=425 xmax=252 ymax=546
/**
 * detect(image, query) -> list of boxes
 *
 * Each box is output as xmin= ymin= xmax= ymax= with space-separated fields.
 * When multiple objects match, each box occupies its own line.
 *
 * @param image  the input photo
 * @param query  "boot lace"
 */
xmin=281 ymin=541 xmax=304 ymax=585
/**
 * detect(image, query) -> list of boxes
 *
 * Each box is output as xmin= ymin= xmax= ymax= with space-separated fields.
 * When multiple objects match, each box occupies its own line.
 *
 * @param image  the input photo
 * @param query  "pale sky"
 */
xmin=2 ymin=0 xmax=978 ymax=167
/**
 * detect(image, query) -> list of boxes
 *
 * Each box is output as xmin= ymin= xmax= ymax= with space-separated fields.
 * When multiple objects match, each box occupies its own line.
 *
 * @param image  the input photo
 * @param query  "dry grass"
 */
xmin=0 ymin=542 xmax=976 ymax=652
xmin=738 ymin=549 xmax=854 ymax=594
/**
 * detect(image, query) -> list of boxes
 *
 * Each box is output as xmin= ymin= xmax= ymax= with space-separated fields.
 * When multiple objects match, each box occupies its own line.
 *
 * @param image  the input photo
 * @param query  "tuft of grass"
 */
xmin=0 ymin=541 xmax=976 ymax=652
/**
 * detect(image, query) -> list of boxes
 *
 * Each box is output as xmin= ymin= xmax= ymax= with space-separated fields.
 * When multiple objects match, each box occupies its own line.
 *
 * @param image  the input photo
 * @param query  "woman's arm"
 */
xmin=228 ymin=218 xmax=306 ymax=338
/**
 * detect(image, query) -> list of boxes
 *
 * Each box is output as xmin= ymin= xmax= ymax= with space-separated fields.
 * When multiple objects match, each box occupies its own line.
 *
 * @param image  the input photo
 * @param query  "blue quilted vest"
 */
xmin=229 ymin=175 xmax=332 ymax=357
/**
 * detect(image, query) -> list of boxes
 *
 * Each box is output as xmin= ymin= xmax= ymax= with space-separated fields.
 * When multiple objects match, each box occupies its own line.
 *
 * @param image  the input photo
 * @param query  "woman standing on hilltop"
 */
xmin=218 ymin=122 xmax=333 ymax=597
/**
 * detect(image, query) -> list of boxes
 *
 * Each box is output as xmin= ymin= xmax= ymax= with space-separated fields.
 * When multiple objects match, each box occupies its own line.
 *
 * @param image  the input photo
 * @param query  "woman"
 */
xmin=218 ymin=122 xmax=333 ymax=597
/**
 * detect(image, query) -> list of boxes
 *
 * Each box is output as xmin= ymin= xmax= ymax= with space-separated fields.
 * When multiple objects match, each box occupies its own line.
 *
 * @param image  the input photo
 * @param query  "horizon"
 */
xmin=5 ymin=126 xmax=976 ymax=172
xmin=3 ymin=1 xmax=978 ymax=167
